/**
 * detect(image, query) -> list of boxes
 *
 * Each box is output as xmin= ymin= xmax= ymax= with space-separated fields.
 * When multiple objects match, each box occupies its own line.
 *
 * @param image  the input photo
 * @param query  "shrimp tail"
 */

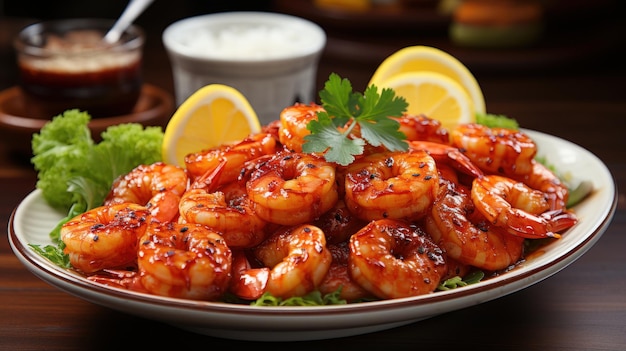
xmin=444 ymin=147 xmax=484 ymax=178
xmin=504 ymin=209 xmax=579 ymax=239
xmin=229 ymin=251 xmax=269 ymax=300
xmin=543 ymin=209 xmax=579 ymax=233
xmin=87 ymin=269 xmax=148 ymax=292
xmin=191 ymin=159 xmax=228 ymax=192
xmin=409 ymin=140 xmax=484 ymax=178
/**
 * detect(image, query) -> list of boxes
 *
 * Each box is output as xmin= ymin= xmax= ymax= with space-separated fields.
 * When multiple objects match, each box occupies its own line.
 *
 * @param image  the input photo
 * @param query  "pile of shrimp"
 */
xmin=60 ymin=102 xmax=578 ymax=303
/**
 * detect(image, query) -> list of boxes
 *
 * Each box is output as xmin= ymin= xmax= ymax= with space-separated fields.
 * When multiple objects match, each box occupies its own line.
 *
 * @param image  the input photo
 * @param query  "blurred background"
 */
xmin=1 ymin=0 xmax=623 ymax=156
xmin=2 ymin=0 xmax=624 ymax=94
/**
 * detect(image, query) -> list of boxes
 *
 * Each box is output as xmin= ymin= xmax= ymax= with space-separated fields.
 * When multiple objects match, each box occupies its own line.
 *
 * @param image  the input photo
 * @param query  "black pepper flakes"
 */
xmin=385 ymin=157 xmax=394 ymax=168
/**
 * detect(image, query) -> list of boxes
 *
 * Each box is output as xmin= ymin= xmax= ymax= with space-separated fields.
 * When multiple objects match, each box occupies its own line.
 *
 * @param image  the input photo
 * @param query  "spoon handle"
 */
xmin=104 ymin=0 xmax=154 ymax=44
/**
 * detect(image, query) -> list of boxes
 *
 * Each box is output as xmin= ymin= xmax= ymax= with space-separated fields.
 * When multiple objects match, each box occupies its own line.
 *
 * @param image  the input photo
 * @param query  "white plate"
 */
xmin=8 ymin=129 xmax=617 ymax=342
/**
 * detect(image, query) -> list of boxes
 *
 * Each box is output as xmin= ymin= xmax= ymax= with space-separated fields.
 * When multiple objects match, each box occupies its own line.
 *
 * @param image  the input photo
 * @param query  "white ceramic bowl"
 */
xmin=162 ymin=11 xmax=327 ymax=126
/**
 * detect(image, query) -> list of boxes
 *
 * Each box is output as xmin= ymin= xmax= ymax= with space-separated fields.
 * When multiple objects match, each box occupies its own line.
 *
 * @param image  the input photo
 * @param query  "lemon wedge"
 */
xmin=369 ymin=45 xmax=485 ymax=114
xmin=162 ymin=84 xmax=261 ymax=167
xmin=378 ymin=71 xmax=474 ymax=131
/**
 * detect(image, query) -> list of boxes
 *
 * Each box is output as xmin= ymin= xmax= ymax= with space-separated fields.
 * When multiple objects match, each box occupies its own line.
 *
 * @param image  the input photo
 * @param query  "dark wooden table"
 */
xmin=2 ymin=3 xmax=626 ymax=350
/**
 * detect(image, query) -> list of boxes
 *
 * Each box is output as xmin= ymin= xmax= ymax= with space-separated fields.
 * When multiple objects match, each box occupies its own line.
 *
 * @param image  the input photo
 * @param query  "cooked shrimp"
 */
xmin=311 ymin=199 xmax=368 ymax=245
xmin=61 ymin=203 xmax=151 ymax=274
xmin=229 ymin=250 xmax=270 ymax=300
xmin=137 ymin=221 xmax=232 ymax=300
xmin=344 ymin=150 xmax=439 ymax=222
xmin=179 ymin=163 xmax=268 ymax=249
xmin=104 ymin=162 xmax=188 ymax=223
xmin=393 ymin=113 xmax=450 ymax=144
xmin=443 ymin=257 xmax=473 ymax=281
xmin=450 ymin=123 xmax=537 ymax=177
xmin=184 ymin=132 xmax=279 ymax=184
xmin=278 ymin=102 xmax=324 ymax=153
xmin=318 ymin=241 xmax=373 ymax=302
xmin=436 ymin=163 xmax=461 ymax=185
xmin=252 ymin=224 xmax=332 ymax=299
xmin=512 ymin=160 xmax=570 ymax=210
xmin=425 ymin=179 xmax=525 ymax=271
xmin=246 ymin=152 xmax=339 ymax=226
xmin=408 ymin=140 xmax=484 ymax=178
xmin=349 ymin=219 xmax=447 ymax=299
xmin=261 ymin=119 xmax=281 ymax=140
xmin=471 ymin=175 xmax=578 ymax=239
xmin=86 ymin=269 xmax=147 ymax=292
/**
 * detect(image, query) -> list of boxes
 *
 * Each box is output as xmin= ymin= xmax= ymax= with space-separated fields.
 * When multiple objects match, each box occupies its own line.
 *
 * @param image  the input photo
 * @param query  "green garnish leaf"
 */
xmin=437 ymin=271 xmax=485 ymax=291
xmin=462 ymin=270 xmax=485 ymax=284
xmin=476 ymin=112 xmax=519 ymax=130
xmin=566 ymin=180 xmax=594 ymax=207
xmin=303 ymin=73 xmax=409 ymax=166
xmin=304 ymin=111 xmax=366 ymax=166
xmin=28 ymin=243 xmax=71 ymax=269
xmin=250 ymin=287 xmax=347 ymax=306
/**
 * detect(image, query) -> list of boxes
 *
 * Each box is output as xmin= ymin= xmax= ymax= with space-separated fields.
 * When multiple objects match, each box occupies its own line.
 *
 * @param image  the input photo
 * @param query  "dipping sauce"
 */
xmin=15 ymin=19 xmax=144 ymax=119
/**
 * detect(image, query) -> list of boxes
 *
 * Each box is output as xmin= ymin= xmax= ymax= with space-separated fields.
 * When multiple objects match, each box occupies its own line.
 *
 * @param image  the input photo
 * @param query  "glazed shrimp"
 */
xmin=436 ymin=162 xmax=461 ymax=185
xmin=86 ymin=269 xmax=148 ymax=293
xmin=179 ymin=161 xmax=269 ymax=249
xmin=344 ymin=149 xmax=439 ymax=222
xmin=229 ymin=250 xmax=270 ymax=300
xmin=450 ymin=123 xmax=537 ymax=177
xmin=278 ymin=102 xmax=324 ymax=153
xmin=184 ymin=132 xmax=279 ymax=184
xmin=246 ymin=152 xmax=339 ymax=226
xmin=137 ymin=221 xmax=232 ymax=301
xmin=393 ymin=113 xmax=450 ymax=144
xmin=349 ymin=219 xmax=447 ymax=299
xmin=512 ymin=160 xmax=570 ymax=211
xmin=61 ymin=203 xmax=151 ymax=274
xmin=318 ymin=241 xmax=373 ymax=302
xmin=311 ymin=199 xmax=368 ymax=245
xmin=425 ymin=179 xmax=525 ymax=271
xmin=471 ymin=175 xmax=578 ymax=239
xmin=252 ymin=224 xmax=332 ymax=299
xmin=104 ymin=162 xmax=188 ymax=223
xmin=408 ymin=140 xmax=484 ymax=178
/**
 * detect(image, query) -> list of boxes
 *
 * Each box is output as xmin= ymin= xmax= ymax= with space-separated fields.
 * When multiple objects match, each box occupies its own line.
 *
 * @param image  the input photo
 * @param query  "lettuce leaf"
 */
xmin=31 ymin=109 xmax=163 ymax=213
xmin=475 ymin=112 xmax=519 ymax=130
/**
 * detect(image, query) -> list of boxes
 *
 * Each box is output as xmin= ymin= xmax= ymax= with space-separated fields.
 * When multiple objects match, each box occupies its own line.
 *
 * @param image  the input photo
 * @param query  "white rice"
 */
xmin=177 ymin=24 xmax=314 ymax=60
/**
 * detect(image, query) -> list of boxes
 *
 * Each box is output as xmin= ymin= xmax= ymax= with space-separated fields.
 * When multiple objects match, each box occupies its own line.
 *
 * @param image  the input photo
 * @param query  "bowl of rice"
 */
xmin=162 ymin=11 xmax=327 ymax=126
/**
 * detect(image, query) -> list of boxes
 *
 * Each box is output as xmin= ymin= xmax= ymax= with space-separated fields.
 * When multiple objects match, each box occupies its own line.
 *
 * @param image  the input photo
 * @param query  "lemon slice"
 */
xmin=369 ymin=45 xmax=485 ymax=114
xmin=379 ymin=71 xmax=474 ymax=131
xmin=162 ymin=84 xmax=261 ymax=167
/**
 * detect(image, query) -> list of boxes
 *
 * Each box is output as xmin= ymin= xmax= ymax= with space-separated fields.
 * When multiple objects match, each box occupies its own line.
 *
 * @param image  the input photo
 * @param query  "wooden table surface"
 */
xmin=1 ymin=2 xmax=626 ymax=350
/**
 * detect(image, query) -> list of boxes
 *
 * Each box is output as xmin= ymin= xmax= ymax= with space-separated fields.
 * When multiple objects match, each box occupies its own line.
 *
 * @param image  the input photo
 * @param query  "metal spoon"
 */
xmin=103 ymin=0 xmax=154 ymax=44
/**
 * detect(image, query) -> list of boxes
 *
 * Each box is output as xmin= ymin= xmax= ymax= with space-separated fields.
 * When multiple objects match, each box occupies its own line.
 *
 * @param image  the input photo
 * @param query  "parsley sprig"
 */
xmin=302 ymin=73 xmax=409 ymax=166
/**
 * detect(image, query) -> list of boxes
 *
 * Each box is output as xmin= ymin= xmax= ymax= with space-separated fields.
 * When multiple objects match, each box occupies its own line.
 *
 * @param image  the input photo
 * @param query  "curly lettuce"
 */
xmin=31 ymin=109 xmax=163 ymax=213
xmin=475 ymin=112 xmax=519 ymax=129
